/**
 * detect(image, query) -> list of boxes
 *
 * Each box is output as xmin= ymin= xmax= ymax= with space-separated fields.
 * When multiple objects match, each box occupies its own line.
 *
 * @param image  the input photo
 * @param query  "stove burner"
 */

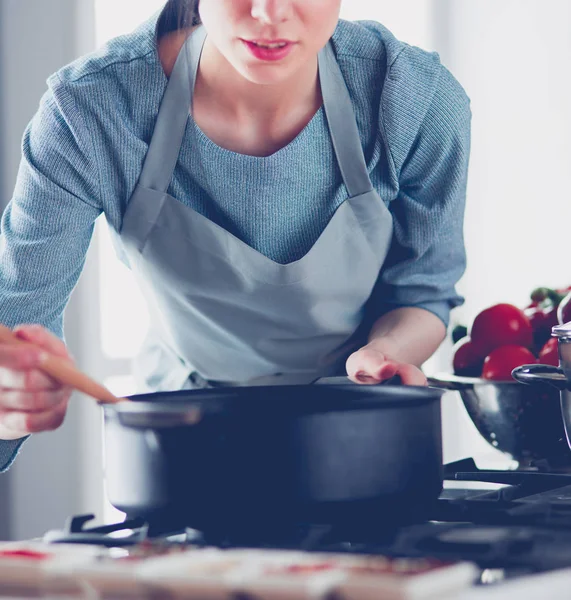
xmin=42 ymin=514 xmax=201 ymax=547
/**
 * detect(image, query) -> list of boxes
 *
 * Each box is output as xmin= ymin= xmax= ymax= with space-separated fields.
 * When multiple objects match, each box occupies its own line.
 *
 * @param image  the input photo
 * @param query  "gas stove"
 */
xmin=3 ymin=460 xmax=571 ymax=599
xmin=38 ymin=458 xmax=571 ymax=581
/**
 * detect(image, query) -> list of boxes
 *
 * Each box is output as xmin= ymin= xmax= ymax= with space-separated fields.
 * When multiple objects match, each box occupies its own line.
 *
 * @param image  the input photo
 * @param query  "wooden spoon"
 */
xmin=0 ymin=325 xmax=123 ymax=404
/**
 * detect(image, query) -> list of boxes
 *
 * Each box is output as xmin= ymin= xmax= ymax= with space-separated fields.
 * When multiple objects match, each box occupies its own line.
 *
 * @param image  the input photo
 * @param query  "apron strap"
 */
xmin=317 ymin=43 xmax=374 ymax=198
xmin=138 ymin=26 xmax=373 ymax=199
xmin=138 ymin=27 xmax=207 ymax=192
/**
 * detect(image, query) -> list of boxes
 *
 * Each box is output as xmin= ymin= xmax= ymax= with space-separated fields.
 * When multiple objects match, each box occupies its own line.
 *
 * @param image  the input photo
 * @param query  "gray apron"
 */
xmin=118 ymin=26 xmax=394 ymax=392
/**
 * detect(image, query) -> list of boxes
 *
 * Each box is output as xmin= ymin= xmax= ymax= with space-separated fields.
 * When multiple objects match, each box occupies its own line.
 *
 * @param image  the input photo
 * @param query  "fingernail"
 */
xmin=37 ymin=351 xmax=49 ymax=364
xmin=14 ymin=328 xmax=31 ymax=340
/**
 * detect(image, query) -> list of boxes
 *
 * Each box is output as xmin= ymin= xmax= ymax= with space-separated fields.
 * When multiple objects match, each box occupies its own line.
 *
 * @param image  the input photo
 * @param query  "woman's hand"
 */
xmin=346 ymin=341 xmax=427 ymax=386
xmin=0 ymin=325 xmax=73 ymax=441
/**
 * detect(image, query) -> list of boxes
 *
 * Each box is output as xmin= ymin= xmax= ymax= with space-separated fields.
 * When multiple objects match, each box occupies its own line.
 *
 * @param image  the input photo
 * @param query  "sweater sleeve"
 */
xmin=0 ymin=437 xmax=28 ymax=473
xmin=376 ymin=60 xmax=472 ymax=328
xmin=0 ymin=74 xmax=102 ymax=471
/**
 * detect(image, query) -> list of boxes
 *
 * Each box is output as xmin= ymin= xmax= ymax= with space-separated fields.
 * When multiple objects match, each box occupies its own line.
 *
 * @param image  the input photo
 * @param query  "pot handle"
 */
xmin=511 ymin=364 xmax=568 ymax=390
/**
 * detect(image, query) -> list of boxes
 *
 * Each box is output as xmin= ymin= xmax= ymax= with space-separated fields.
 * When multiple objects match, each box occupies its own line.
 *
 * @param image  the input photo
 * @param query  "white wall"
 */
xmin=447 ymin=0 xmax=571 ymax=321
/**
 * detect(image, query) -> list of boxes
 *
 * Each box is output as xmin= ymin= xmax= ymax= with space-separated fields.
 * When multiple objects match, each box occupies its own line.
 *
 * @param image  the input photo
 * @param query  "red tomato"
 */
xmin=453 ymin=337 xmax=485 ymax=377
xmin=525 ymin=305 xmax=550 ymax=333
xmin=471 ymin=304 xmax=533 ymax=355
xmin=526 ymin=305 xmax=559 ymax=353
xmin=538 ymin=338 xmax=559 ymax=367
xmin=482 ymin=345 xmax=537 ymax=381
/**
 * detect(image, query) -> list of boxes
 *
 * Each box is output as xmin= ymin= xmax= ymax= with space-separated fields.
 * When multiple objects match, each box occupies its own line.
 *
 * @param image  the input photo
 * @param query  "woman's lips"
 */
xmin=241 ymin=39 xmax=295 ymax=62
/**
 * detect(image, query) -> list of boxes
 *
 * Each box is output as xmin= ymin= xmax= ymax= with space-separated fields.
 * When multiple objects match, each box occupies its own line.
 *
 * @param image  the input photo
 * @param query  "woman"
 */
xmin=0 ymin=0 xmax=470 ymax=470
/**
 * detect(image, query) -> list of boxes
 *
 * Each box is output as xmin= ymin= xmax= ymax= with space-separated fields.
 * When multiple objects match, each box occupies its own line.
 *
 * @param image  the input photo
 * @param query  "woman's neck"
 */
xmin=196 ymin=37 xmax=321 ymax=125
xmin=157 ymin=28 xmax=323 ymax=156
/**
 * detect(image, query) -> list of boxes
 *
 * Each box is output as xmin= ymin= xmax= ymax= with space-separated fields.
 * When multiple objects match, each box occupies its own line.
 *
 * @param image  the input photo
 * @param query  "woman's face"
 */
xmin=198 ymin=0 xmax=342 ymax=84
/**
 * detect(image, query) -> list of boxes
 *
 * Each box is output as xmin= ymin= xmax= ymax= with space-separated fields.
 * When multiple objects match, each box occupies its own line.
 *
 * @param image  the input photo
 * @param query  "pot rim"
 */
xmin=428 ymin=372 xmax=531 ymax=391
xmin=103 ymin=383 xmax=443 ymax=419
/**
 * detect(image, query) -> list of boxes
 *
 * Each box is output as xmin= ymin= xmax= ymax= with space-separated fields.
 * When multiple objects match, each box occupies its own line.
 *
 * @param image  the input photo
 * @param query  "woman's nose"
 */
xmin=250 ymin=0 xmax=293 ymax=25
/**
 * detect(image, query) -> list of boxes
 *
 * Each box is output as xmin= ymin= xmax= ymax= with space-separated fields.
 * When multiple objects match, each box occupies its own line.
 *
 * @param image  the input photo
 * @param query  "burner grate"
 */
xmin=42 ymin=514 xmax=203 ymax=547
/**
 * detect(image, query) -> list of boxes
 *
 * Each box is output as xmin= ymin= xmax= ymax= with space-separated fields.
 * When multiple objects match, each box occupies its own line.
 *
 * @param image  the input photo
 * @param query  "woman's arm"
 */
xmin=0 ymin=75 xmax=101 ymax=465
xmin=368 ymin=306 xmax=446 ymax=366
xmin=0 ymin=76 xmax=102 ymax=337
xmin=346 ymin=59 xmax=472 ymax=386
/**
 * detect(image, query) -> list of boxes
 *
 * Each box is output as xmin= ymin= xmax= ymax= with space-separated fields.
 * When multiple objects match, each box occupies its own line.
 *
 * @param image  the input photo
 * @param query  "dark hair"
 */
xmin=159 ymin=0 xmax=201 ymax=35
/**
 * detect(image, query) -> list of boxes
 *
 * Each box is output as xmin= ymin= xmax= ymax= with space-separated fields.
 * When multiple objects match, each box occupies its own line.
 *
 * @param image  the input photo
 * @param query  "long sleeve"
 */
xmin=0 ymin=438 xmax=28 ymax=473
xmin=0 ymin=74 xmax=102 ymax=470
xmin=375 ymin=62 xmax=472 ymax=328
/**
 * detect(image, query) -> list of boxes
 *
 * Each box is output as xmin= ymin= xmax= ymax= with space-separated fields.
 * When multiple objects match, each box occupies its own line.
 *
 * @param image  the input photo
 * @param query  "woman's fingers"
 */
xmin=394 ymin=363 xmax=428 ymax=386
xmin=0 ymin=343 xmax=59 ymax=390
xmin=347 ymin=345 xmax=398 ymax=384
xmin=346 ymin=345 xmax=385 ymax=381
xmin=0 ymin=325 xmax=72 ymax=391
xmin=0 ymin=344 xmax=46 ymax=372
xmin=0 ymin=325 xmax=73 ymax=439
xmin=0 ymin=388 xmax=70 ymax=412
xmin=13 ymin=325 xmax=72 ymax=360
xmin=0 ymin=397 xmax=69 ymax=434
xmin=0 ymin=365 xmax=61 ymax=391
xmin=346 ymin=345 xmax=428 ymax=386
xmin=353 ymin=362 xmax=398 ymax=384
xmin=351 ymin=361 xmax=427 ymax=386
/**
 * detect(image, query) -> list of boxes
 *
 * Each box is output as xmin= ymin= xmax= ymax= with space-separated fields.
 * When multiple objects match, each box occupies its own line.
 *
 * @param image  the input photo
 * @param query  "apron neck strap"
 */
xmin=138 ymin=26 xmax=373 ymax=198
xmin=138 ymin=26 xmax=206 ymax=192
xmin=318 ymin=43 xmax=373 ymax=197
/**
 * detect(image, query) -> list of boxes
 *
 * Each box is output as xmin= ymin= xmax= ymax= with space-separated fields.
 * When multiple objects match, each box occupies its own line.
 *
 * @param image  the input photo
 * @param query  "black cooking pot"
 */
xmin=102 ymin=377 xmax=444 ymax=536
xmin=513 ymin=322 xmax=571 ymax=454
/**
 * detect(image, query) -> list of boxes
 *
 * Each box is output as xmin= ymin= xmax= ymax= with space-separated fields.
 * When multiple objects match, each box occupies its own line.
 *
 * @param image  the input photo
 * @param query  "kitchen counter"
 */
xmin=0 ymin=541 xmax=479 ymax=600
xmin=1 ymin=569 xmax=571 ymax=600
xmin=2 ymin=539 xmax=571 ymax=600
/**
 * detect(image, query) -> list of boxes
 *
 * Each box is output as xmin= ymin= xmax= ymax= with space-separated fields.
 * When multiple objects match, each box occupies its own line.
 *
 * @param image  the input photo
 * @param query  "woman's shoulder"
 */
xmin=29 ymin=14 xmax=169 ymax=220
xmin=333 ymin=18 xmax=470 ymax=108
xmin=46 ymin=15 xmax=164 ymax=111
xmin=332 ymin=20 xmax=470 ymax=178
xmin=331 ymin=19 xmax=454 ymax=119
xmin=332 ymin=19 xmax=439 ymax=73
xmin=333 ymin=18 xmax=468 ymax=101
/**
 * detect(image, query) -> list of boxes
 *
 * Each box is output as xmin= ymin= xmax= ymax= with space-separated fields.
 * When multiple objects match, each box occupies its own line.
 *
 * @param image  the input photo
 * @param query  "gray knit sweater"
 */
xmin=0 ymin=12 xmax=471 ymax=471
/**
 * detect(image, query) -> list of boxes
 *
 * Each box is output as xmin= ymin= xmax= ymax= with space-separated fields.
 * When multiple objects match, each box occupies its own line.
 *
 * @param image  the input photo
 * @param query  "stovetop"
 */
xmin=41 ymin=458 xmax=571 ymax=581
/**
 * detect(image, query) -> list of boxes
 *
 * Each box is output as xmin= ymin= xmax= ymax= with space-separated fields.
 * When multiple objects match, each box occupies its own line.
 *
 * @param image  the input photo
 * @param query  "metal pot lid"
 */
xmin=552 ymin=322 xmax=571 ymax=339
